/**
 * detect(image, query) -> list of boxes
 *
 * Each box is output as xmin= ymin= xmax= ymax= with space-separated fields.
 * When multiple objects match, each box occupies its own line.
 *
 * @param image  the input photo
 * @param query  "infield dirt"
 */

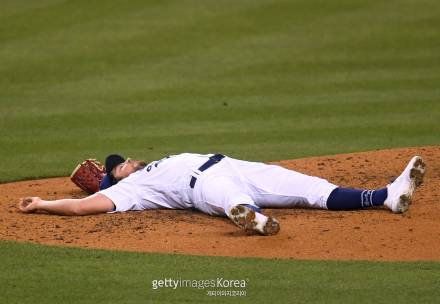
xmin=1 ymin=147 xmax=439 ymax=261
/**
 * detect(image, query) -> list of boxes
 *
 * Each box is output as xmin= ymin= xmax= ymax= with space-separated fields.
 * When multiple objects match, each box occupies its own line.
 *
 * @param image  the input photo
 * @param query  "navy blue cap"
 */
xmin=99 ymin=154 xmax=125 ymax=190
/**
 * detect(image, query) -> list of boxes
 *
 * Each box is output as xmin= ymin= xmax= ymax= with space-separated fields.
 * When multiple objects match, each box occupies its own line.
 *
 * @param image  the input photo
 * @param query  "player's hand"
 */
xmin=18 ymin=197 xmax=41 ymax=213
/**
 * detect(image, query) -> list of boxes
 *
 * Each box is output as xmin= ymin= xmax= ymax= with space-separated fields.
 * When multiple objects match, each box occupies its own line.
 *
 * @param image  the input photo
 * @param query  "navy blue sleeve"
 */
xmin=99 ymin=174 xmax=113 ymax=190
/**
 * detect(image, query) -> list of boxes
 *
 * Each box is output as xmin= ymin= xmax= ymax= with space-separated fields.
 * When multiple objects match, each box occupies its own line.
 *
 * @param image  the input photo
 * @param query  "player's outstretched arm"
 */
xmin=18 ymin=193 xmax=115 ymax=215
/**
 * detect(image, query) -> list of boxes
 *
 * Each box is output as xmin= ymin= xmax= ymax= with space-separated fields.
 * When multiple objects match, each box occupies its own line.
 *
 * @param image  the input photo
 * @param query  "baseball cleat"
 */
xmin=384 ymin=156 xmax=426 ymax=213
xmin=228 ymin=205 xmax=280 ymax=236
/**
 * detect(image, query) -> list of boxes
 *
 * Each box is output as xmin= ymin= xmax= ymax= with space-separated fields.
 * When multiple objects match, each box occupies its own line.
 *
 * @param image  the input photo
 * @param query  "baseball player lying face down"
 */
xmin=18 ymin=153 xmax=426 ymax=235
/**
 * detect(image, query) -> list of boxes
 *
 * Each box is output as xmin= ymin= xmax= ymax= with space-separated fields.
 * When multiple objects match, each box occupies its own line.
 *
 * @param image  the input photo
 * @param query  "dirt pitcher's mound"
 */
xmin=1 ymin=147 xmax=439 ymax=261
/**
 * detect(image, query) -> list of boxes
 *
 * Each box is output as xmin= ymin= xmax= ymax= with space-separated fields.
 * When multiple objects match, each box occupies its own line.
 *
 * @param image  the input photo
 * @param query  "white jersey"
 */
xmin=99 ymin=153 xmax=212 ymax=212
xmin=99 ymin=153 xmax=338 ymax=216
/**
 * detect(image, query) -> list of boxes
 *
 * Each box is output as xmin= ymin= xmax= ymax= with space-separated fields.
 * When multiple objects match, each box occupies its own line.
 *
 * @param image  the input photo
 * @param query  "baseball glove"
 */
xmin=70 ymin=159 xmax=106 ymax=194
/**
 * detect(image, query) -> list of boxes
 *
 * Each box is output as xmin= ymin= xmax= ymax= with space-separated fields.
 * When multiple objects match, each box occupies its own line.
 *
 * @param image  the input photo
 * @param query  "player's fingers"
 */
xmin=18 ymin=198 xmax=28 ymax=212
xmin=18 ymin=197 xmax=35 ymax=213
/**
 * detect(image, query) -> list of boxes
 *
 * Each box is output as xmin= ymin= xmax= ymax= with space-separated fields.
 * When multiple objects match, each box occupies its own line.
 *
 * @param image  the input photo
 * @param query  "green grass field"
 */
xmin=1 ymin=241 xmax=439 ymax=304
xmin=1 ymin=0 xmax=439 ymax=303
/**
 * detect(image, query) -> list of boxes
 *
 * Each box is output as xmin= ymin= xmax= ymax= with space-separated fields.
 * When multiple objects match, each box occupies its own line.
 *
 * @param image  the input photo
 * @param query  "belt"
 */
xmin=190 ymin=154 xmax=225 ymax=188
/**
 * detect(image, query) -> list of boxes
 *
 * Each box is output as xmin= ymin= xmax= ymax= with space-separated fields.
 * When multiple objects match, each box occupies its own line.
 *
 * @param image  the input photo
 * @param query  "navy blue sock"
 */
xmin=327 ymin=187 xmax=388 ymax=210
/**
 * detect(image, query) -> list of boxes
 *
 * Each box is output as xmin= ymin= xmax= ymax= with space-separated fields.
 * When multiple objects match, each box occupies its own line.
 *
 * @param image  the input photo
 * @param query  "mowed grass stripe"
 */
xmin=2 ymin=1 xmax=439 ymax=97
xmin=0 ymin=94 xmax=437 ymax=182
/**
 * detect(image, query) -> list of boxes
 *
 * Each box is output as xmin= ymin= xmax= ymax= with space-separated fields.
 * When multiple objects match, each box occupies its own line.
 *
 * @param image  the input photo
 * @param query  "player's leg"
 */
xmin=228 ymin=155 xmax=425 ymax=213
xmin=326 ymin=187 xmax=387 ymax=210
xmin=226 ymin=158 xmax=338 ymax=210
xmin=327 ymin=156 xmax=426 ymax=213
xmin=193 ymin=175 xmax=280 ymax=235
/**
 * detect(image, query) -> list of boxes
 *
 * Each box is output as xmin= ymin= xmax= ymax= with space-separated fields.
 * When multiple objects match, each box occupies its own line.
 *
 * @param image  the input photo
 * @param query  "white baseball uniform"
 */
xmin=98 ymin=153 xmax=338 ymax=216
